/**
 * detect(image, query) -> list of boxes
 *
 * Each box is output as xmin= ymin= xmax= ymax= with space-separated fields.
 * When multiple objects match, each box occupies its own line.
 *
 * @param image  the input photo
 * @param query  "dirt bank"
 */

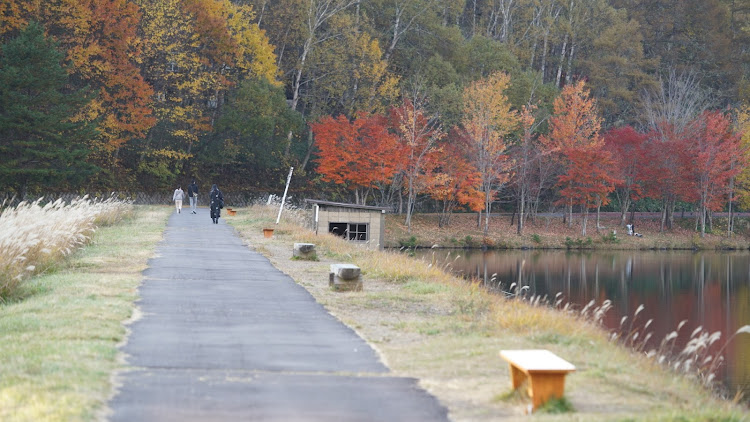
xmin=385 ymin=213 xmax=750 ymax=251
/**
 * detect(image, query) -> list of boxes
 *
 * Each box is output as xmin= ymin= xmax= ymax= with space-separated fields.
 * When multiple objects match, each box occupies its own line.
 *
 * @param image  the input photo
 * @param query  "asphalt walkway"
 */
xmin=108 ymin=207 xmax=448 ymax=421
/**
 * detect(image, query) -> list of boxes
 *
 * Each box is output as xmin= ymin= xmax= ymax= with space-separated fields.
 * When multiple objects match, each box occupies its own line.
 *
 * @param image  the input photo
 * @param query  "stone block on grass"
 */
xmin=293 ymin=243 xmax=317 ymax=260
xmin=329 ymin=263 xmax=362 ymax=291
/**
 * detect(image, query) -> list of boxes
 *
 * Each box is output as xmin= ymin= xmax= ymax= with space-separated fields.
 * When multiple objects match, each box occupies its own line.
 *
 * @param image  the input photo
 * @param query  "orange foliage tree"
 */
xmin=311 ymin=113 xmax=403 ymax=204
xmin=543 ymin=80 xmax=604 ymax=229
xmin=427 ymin=128 xmax=483 ymax=228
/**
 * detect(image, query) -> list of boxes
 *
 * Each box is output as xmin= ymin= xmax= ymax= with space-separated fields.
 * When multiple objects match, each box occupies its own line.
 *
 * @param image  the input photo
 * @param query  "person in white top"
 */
xmin=173 ymin=186 xmax=185 ymax=213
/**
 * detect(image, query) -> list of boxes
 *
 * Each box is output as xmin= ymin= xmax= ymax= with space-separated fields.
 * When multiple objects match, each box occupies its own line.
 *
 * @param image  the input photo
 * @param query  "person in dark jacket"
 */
xmin=209 ymin=184 xmax=224 ymax=224
xmin=187 ymin=179 xmax=198 ymax=214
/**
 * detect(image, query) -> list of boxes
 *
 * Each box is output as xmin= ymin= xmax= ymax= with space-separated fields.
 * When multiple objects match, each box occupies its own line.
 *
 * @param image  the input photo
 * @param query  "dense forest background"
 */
xmin=3 ymin=0 xmax=750 ymax=231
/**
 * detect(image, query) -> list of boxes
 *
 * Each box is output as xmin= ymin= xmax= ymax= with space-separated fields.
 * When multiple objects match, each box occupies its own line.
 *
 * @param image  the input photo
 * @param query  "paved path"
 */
xmin=108 ymin=208 xmax=448 ymax=421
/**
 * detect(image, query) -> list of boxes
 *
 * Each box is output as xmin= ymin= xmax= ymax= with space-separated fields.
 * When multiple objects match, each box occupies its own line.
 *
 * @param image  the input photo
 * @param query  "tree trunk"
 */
xmin=565 ymin=39 xmax=576 ymax=85
xmin=581 ymin=207 xmax=588 ymax=236
xmin=619 ymin=195 xmax=630 ymax=227
xmin=667 ymin=197 xmax=675 ymax=230
xmin=285 ymin=34 xmax=314 ymax=158
xmin=517 ymin=189 xmax=525 ymax=235
xmin=405 ymin=176 xmax=415 ymax=233
xmin=567 ymin=200 xmax=573 ymax=228
xmin=728 ymin=175 xmax=735 ymax=237
xmin=556 ymin=33 xmax=568 ymax=87
xmin=484 ymin=191 xmax=491 ymax=236
xmin=540 ymin=27 xmax=550 ymax=81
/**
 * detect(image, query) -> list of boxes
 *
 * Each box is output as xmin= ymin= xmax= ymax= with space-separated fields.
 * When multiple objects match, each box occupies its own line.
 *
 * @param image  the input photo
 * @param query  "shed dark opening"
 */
xmin=328 ymin=223 xmax=369 ymax=241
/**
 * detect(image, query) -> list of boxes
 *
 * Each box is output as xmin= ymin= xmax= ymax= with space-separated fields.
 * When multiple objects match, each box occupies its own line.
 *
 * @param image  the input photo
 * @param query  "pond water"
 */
xmin=411 ymin=248 xmax=750 ymax=400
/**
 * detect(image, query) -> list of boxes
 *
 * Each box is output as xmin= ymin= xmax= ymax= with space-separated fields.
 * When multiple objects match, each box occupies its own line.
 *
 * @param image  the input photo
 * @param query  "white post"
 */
xmin=314 ymin=204 xmax=319 ymax=234
xmin=276 ymin=167 xmax=294 ymax=224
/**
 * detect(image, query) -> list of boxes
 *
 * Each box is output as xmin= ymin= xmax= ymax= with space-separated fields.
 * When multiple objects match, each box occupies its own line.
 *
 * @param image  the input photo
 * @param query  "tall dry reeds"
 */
xmin=610 ymin=305 xmax=750 ymax=395
xmin=0 ymin=195 xmax=133 ymax=299
xmin=483 ymin=278 xmax=749 ymax=397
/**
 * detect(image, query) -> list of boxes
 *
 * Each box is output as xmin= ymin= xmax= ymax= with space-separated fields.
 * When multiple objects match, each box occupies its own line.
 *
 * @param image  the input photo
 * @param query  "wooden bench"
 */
xmin=499 ymin=349 xmax=575 ymax=411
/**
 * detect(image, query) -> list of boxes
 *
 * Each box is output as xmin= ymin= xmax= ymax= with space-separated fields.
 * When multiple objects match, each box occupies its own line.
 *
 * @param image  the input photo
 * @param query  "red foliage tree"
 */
xmin=311 ymin=113 xmax=403 ymax=204
xmin=602 ymin=126 xmax=647 ymax=226
xmin=557 ymin=145 xmax=619 ymax=236
xmin=640 ymin=124 xmax=697 ymax=232
xmin=687 ymin=111 xmax=744 ymax=237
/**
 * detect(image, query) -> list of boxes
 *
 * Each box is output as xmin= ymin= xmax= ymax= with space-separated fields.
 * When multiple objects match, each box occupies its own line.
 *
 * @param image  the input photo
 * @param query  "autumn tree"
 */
xmin=641 ymin=71 xmax=712 ymax=231
xmin=543 ymin=80 xmax=602 ymax=228
xmin=134 ymin=0 xmax=278 ymax=187
xmin=462 ymin=71 xmax=519 ymax=235
xmin=735 ymin=106 xmax=750 ymax=213
xmin=687 ymin=111 xmax=743 ymax=237
xmin=427 ymin=128 xmax=483 ymax=227
xmin=311 ymin=113 xmax=403 ymax=204
xmin=0 ymin=0 xmax=156 ymax=187
xmin=557 ymin=145 xmax=618 ymax=236
xmin=301 ymin=13 xmax=399 ymax=170
xmin=390 ymin=97 xmax=444 ymax=232
xmin=602 ymin=126 xmax=646 ymax=226
xmin=509 ymin=104 xmax=543 ymax=235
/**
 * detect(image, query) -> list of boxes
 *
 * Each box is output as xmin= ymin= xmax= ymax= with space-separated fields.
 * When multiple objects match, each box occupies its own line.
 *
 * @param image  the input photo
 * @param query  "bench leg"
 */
xmin=508 ymin=364 xmax=527 ymax=389
xmin=528 ymin=373 xmax=567 ymax=411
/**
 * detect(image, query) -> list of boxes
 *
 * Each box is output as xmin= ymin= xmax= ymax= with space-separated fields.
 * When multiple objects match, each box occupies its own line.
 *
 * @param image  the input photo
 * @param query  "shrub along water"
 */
xmin=0 ymin=196 xmax=133 ymax=299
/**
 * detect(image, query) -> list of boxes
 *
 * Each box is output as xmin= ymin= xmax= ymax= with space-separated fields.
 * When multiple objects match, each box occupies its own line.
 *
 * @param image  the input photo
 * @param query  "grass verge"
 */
xmin=228 ymin=205 xmax=748 ymax=421
xmin=0 ymin=206 xmax=169 ymax=422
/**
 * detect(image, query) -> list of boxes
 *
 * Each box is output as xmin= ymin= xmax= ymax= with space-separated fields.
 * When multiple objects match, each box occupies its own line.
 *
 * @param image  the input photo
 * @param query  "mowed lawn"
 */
xmin=0 ymin=206 xmax=169 ymax=422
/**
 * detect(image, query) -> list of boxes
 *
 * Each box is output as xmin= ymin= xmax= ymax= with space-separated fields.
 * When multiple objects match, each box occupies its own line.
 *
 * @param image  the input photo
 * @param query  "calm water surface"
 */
xmin=412 ymin=249 xmax=750 ymax=399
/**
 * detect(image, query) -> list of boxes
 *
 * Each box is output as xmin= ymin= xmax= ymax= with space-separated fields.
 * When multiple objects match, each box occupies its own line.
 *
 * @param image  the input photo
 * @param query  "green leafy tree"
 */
xmin=209 ymin=78 xmax=303 ymax=184
xmin=0 ymin=22 xmax=97 ymax=197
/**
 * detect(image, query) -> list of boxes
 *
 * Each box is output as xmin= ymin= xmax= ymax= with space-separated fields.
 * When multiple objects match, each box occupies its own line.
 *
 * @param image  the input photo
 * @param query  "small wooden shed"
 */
xmin=304 ymin=199 xmax=387 ymax=250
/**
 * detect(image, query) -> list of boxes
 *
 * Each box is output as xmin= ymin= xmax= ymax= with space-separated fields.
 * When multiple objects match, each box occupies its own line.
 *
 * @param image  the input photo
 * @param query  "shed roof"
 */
xmin=304 ymin=199 xmax=388 ymax=212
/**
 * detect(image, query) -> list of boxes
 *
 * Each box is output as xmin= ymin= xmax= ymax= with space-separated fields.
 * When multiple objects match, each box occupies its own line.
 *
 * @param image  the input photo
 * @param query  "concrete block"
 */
xmin=329 ymin=263 xmax=362 ymax=292
xmin=330 ymin=264 xmax=361 ymax=280
xmin=328 ymin=275 xmax=363 ymax=292
xmin=293 ymin=243 xmax=317 ymax=260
